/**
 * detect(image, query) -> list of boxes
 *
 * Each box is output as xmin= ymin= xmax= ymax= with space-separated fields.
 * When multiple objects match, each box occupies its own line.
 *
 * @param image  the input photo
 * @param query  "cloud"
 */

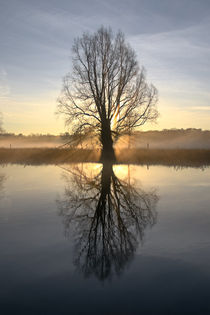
xmin=129 ymin=18 xmax=210 ymax=72
xmin=127 ymin=19 xmax=210 ymax=114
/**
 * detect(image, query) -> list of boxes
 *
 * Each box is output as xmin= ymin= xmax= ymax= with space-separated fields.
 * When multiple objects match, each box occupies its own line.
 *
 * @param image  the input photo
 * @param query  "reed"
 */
xmin=1 ymin=148 xmax=210 ymax=167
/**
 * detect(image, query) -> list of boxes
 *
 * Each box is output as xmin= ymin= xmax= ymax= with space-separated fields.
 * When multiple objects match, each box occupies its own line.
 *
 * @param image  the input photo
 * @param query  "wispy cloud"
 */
xmin=190 ymin=106 xmax=210 ymax=111
xmin=128 ymin=18 xmax=210 ymax=115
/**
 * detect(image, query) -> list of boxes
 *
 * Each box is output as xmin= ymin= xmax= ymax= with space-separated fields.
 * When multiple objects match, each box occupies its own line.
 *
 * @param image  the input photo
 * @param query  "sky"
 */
xmin=0 ymin=0 xmax=210 ymax=134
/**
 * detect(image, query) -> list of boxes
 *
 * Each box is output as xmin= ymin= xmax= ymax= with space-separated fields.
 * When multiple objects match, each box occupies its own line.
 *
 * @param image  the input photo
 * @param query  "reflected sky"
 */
xmin=0 ymin=172 xmax=6 ymax=200
xmin=0 ymin=164 xmax=210 ymax=314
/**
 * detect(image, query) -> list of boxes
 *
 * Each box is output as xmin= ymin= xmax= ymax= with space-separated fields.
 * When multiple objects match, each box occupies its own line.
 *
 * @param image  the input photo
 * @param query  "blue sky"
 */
xmin=0 ymin=0 xmax=210 ymax=134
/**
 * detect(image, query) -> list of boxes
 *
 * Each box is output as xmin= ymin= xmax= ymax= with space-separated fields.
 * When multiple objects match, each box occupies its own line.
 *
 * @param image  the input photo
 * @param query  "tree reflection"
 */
xmin=57 ymin=163 xmax=158 ymax=280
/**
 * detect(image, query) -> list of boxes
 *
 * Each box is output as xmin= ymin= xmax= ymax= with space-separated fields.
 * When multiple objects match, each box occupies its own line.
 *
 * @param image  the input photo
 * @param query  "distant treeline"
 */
xmin=0 ymin=132 xmax=70 ymax=140
xmin=135 ymin=128 xmax=209 ymax=139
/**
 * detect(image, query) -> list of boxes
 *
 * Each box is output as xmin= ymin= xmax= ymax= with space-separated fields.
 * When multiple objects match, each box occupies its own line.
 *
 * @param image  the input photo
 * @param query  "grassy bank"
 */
xmin=0 ymin=148 xmax=100 ymax=165
xmin=1 ymin=148 xmax=210 ymax=167
xmin=115 ymin=148 xmax=210 ymax=167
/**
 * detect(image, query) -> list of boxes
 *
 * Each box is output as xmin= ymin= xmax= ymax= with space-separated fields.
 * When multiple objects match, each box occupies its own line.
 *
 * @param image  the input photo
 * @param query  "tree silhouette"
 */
xmin=57 ymin=27 xmax=158 ymax=162
xmin=57 ymin=163 xmax=158 ymax=280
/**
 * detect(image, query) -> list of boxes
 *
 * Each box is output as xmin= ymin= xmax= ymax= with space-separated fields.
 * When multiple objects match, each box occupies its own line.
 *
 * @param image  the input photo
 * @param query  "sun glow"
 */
xmin=111 ymin=104 xmax=120 ymax=130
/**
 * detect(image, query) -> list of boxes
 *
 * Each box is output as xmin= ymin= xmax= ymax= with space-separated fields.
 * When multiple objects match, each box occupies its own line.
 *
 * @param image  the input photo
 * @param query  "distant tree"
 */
xmin=60 ymin=132 xmax=71 ymax=140
xmin=57 ymin=27 xmax=158 ymax=161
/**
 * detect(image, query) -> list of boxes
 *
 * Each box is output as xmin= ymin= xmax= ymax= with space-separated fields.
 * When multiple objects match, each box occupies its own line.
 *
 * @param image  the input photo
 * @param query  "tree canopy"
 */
xmin=57 ymin=26 xmax=158 ymax=161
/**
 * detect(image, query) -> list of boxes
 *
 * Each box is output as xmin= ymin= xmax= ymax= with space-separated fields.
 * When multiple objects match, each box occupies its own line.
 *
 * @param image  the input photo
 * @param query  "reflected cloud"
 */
xmin=0 ymin=172 xmax=6 ymax=199
xmin=57 ymin=163 xmax=158 ymax=280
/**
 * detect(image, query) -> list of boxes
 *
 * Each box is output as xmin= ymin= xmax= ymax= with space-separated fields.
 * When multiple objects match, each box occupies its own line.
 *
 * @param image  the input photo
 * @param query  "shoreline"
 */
xmin=0 ymin=148 xmax=210 ymax=167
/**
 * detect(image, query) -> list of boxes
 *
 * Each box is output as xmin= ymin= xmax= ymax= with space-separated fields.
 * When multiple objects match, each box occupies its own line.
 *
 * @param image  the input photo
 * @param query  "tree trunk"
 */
xmin=100 ymin=118 xmax=116 ymax=162
xmin=100 ymin=162 xmax=113 ymax=198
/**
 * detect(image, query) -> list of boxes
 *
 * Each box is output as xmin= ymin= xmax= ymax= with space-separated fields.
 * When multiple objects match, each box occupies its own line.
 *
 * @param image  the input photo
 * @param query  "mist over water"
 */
xmin=116 ymin=130 xmax=210 ymax=149
xmin=1 ymin=129 xmax=210 ymax=149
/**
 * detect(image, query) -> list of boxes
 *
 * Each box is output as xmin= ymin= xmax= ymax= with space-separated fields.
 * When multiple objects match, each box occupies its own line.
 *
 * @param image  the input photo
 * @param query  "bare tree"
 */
xmin=57 ymin=27 xmax=158 ymax=161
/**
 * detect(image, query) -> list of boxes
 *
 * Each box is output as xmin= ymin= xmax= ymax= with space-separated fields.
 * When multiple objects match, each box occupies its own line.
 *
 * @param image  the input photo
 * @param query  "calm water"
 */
xmin=0 ymin=163 xmax=210 ymax=315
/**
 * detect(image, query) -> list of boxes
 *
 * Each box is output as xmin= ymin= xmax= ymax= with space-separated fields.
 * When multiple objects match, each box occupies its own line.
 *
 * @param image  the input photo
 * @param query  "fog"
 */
xmin=1 ymin=129 xmax=210 ymax=149
xmin=116 ymin=129 xmax=210 ymax=149
xmin=0 ymin=135 xmax=64 ymax=148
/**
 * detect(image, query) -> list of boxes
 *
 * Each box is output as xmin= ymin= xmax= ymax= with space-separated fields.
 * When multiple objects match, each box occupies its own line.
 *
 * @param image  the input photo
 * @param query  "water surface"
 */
xmin=0 ymin=164 xmax=210 ymax=314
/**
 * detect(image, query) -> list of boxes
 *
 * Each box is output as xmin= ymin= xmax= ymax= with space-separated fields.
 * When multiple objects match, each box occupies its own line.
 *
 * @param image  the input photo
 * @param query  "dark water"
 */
xmin=0 ymin=163 xmax=210 ymax=315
